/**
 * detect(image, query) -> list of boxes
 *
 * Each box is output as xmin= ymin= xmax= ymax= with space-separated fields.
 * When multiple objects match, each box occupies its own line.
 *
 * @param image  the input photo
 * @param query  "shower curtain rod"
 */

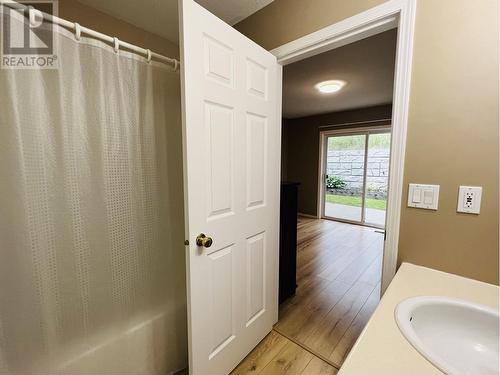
xmin=1 ymin=0 xmax=180 ymax=70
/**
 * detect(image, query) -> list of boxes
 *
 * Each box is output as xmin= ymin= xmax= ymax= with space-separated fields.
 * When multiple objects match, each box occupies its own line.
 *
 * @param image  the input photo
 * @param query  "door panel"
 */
xmin=246 ymin=113 xmax=267 ymax=209
xmin=204 ymin=35 xmax=234 ymax=87
xmin=208 ymin=245 xmax=235 ymax=358
xmin=179 ymin=1 xmax=280 ymax=374
xmin=246 ymin=58 xmax=268 ymax=99
xmin=206 ymin=102 xmax=234 ymax=218
xmin=246 ymin=232 xmax=266 ymax=325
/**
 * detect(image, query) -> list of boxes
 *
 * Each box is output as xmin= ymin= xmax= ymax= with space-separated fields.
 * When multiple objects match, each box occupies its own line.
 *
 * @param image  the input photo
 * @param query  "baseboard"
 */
xmin=298 ymin=212 xmax=318 ymax=219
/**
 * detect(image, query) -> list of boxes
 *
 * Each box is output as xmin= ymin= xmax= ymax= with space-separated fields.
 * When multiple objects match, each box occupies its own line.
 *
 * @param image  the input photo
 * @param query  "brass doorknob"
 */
xmin=196 ymin=233 xmax=213 ymax=248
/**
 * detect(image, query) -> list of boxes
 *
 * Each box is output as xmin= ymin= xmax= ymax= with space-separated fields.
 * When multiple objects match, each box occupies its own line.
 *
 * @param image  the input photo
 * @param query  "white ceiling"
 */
xmin=77 ymin=0 xmax=274 ymax=44
xmin=283 ymin=29 xmax=398 ymax=119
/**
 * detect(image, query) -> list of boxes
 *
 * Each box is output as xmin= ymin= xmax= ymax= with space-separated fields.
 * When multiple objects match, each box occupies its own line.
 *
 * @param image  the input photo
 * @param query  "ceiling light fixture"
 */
xmin=315 ymin=80 xmax=346 ymax=94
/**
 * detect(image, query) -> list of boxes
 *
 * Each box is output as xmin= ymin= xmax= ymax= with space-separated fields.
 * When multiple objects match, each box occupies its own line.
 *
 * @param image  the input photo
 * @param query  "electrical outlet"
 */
xmin=457 ymin=186 xmax=482 ymax=214
xmin=464 ymin=192 xmax=474 ymax=208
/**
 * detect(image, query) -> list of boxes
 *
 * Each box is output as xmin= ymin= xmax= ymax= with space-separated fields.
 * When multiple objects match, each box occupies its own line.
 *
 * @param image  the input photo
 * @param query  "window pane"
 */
xmin=364 ymin=133 xmax=390 ymax=227
xmin=324 ymin=134 xmax=366 ymax=222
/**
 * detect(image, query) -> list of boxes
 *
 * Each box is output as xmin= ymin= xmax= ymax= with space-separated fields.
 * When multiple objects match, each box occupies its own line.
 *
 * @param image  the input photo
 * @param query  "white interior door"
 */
xmin=179 ymin=1 xmax=281 ymax=374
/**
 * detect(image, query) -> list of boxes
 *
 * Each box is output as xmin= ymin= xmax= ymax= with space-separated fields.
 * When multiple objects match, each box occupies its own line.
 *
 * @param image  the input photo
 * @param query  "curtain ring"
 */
xmin=113 ymin=37 xmax=120 ymax=53
xmin=74 ymin=23 xmax=81 ymax=41
xmin=146 ymin=49 xmax=152 ymax=63
xmin=28 ymin=7 xmax=38 ymax=27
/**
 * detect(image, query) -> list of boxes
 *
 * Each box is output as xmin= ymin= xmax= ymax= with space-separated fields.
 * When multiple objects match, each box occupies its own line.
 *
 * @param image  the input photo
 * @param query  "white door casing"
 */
xmin=271 ymin=0 xmax=416 ymax=294
xmin=179 ymin=1 xmax=280 ymax=374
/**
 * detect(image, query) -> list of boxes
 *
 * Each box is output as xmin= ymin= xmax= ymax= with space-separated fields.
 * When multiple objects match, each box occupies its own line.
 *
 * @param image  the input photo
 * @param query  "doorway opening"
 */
xmin=320 ymin=128 xmax=391 ymax=229
xmin=272 ymin=27 xmax=398 ymax=370
xmin=249 ymin=12 xmax=401 ymax=372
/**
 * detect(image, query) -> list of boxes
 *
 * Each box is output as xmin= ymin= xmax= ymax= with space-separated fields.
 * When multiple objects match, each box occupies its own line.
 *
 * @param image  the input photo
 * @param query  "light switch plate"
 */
xmin=408 ymin=183 xmax=440 ymax=210
xmin=457 ymin=186 xmax=482 ymax=214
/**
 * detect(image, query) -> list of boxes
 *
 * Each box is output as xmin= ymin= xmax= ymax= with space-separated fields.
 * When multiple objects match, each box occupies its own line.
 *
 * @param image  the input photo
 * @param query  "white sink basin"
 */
xmin=395 ymin=296 xmax=499 ymax=375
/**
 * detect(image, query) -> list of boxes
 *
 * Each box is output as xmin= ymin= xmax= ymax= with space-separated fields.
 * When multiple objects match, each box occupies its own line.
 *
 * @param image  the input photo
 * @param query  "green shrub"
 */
xmin=326 ymin=175 xmax=346 ymax=189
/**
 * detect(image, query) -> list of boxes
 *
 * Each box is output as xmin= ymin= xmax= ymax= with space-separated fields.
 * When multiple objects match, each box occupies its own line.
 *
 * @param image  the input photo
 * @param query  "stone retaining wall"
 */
xmin=326 ymin=149 xmax=389 ymax=195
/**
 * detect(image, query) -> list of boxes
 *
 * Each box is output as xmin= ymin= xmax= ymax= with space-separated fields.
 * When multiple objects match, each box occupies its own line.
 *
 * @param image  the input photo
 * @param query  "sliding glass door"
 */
xmin=322 ymin=129 xmax=391 ymax=228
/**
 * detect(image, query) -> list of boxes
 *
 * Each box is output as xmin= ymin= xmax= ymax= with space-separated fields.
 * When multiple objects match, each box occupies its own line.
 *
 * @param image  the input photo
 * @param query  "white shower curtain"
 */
xmin=0 ymin=16 xmax=187 ymax=375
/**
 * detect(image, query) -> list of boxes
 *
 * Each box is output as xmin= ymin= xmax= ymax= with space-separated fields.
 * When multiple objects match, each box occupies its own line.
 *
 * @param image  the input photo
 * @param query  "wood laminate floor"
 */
xmin=232 ymin=217 xmax=383 ymax=374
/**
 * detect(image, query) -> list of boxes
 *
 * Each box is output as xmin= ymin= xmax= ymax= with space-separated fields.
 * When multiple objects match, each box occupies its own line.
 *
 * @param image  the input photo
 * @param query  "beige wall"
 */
xmin=59 ymin=0 xmax=179 ymax=58
xmin=237 ymin=0 xmax=500 ymax=285
xmin=283 ymin=105 xmax=392 ymax=215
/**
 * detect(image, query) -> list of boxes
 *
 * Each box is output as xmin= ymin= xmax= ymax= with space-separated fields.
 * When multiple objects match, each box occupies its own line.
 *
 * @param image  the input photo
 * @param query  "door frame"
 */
xmin=318 ymin=127 xmax=391 ymax=229
xmin=271 ymin=0 xmax=416 ymax=293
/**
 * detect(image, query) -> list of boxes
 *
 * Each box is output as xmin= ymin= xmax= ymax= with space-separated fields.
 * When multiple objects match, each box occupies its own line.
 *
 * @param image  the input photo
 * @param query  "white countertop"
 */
xmin=338 ymin=263 xmax=499 ymax=375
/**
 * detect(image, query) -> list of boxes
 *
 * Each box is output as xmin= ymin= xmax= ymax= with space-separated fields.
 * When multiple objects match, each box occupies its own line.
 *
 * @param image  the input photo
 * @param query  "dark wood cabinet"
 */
xmin=279 ymin=182 xmax=299 ymax=303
